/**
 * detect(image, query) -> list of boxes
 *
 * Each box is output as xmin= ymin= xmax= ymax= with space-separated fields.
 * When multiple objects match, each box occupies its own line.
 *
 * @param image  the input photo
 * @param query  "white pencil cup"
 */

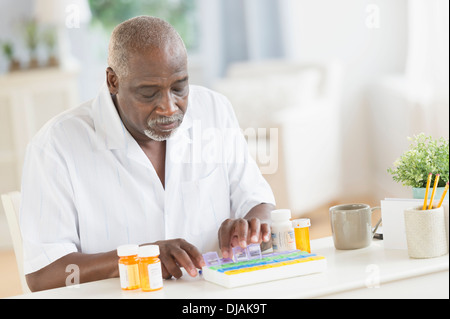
xmin=404 ymin=206 xmax=448 ymax=258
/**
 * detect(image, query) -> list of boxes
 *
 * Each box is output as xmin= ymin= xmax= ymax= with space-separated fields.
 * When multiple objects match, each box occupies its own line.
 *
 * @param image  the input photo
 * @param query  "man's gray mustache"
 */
xmin=147 ymin=113 xmax=184 ymax=126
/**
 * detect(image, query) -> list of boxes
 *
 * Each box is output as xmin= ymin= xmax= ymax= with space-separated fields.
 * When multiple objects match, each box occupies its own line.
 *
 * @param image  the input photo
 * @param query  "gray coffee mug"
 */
xmin=329 ymin=204 xmax=381 ymax=250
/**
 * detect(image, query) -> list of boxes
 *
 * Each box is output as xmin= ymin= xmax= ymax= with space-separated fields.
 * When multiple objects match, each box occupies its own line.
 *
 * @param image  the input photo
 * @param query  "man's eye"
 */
xmin=172 ymin=86 xmax=187 ymax=94
xmin=141 ymin=93 xmax=157 ymax=99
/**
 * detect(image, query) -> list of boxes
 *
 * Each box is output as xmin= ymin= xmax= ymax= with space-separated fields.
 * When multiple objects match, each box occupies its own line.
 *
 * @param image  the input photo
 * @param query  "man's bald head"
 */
xmin=108 ymin=16 xmax=187 ymax=79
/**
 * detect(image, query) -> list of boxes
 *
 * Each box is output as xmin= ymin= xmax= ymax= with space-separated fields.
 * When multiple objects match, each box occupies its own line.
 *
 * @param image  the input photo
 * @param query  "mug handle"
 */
xmin=370 ymin=206 xmax=382 ymax=237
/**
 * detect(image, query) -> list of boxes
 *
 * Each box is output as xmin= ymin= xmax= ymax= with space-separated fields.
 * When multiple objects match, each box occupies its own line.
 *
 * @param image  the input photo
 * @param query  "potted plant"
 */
xmin=387 ymin=133 xmax=449 ymax=200
xmin=1 ymin=41 xmax=21 ymax=72
xmin=42 ymin=27 xmax=58 ymax=68
xmin=24 ymin=19 xmax=40 ymax=69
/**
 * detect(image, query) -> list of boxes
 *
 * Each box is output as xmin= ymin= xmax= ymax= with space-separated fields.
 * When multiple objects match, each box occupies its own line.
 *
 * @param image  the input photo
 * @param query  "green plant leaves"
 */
xmin=387 ymin=133 xmax=449 ymax=188
xmin=88 ymin=0 xmax=198 ymax=50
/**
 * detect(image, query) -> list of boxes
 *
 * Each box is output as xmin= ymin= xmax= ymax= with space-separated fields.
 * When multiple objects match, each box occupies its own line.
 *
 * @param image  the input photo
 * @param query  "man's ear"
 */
xmin=106 ymin=67 xmax=119 ymax=95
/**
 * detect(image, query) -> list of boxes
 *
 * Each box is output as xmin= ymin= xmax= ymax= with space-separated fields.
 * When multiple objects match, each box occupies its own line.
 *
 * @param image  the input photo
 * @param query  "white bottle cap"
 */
xmin=138 ymin=245 xmax=160 ymax=258
xmin=117 ymin=244 xmax=139 ymax=257
xmin=292 ymin=218 xmax=311 ymax=228
xmin=271 ymin=209 xmax=292 ymax=221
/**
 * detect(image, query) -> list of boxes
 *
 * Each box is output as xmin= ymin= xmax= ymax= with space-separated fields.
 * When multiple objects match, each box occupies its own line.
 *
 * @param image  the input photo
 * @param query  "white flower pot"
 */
xmin=404 ymin=206 xmax=448 ymax=258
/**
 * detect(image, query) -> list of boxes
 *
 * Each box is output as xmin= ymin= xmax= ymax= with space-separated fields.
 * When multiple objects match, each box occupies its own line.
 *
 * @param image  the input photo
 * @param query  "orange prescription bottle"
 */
xmin=138 ymin=245 xmax=163 ymax=292
xmin=292 ymin=219 xmax=311 ymax=253
xmin=117 ymin=244 xmax=141 ymax=290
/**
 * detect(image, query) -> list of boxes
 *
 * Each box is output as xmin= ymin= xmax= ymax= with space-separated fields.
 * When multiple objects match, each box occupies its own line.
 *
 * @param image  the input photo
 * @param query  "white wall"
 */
xmin=279 ymin=0 xmax=408 ymax=199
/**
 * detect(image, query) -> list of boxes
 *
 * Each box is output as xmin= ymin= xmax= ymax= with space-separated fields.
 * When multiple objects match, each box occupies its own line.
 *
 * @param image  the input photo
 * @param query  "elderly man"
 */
xmin=20 ymin=16 xmax=275 ymax=292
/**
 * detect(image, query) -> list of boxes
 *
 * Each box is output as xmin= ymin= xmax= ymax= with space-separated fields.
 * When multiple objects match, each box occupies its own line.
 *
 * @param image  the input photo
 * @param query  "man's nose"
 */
xmin=156 ymin=91 xmax=178 ymax=117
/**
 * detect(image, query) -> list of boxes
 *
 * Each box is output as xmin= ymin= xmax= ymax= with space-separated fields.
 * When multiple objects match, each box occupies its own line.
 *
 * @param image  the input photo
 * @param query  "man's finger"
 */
xmin=160 ymin=262 xmax=172 ymax=280
xmin=219 ymin=219 xmax=234 ymax=258
xmin=261 ymin=222 xmax=271 ymax=242
xmin=159 ymin=251 xmax=183 ymax=279
xmin=248 ymin=217 xmax=261 ymax=243
xmin=235 ymin=218 xmax=249 ymax=248
xmin=171 ymin=244 xmax=198 ymax=277
xmin=180 ymin=239 xmax=206 ymax=269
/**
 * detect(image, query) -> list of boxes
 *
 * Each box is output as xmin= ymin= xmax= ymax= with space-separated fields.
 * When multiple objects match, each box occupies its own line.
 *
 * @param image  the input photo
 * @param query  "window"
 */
xmin=88 ymin=0 xmax=198 ymax=51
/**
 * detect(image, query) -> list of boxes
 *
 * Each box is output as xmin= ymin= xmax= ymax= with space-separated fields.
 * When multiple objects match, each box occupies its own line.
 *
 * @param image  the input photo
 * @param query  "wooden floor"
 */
xmin=0 ymin=196 xmax=379 ymax=298
xmin=0 ymin=250 xmax=22 ymax=298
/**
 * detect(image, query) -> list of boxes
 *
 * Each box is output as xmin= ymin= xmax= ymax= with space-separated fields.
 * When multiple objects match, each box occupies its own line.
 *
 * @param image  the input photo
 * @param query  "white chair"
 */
xmin=1 ymin=191 xmax=31 ymax=294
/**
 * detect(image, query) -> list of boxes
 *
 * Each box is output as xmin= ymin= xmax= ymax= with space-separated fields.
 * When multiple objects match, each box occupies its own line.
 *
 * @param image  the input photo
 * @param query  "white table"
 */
xmin=11 ymin=237 xmax=449 ymax=299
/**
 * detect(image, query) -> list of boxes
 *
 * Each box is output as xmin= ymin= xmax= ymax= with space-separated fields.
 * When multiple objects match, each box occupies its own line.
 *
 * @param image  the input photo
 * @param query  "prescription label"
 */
xmin=148 ymin=262 xmax=163 ymax=290
xmin=271 ymin=230 xmax=296 ymax=252
xmin=119 ymin=263 xmax=140 ymax=289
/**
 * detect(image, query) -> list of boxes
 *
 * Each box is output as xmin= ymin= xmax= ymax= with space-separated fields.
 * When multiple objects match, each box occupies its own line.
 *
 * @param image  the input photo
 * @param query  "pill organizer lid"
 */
xmin=292 ymin=218 xmax=311 ymax=228
xmin=203 ymin=251 xmax=221 ymax=267
xmin=117 ymin=244 xmax=139 ymax=257
xmin=138 ymin=245 xmax=160 ymax=257
xmin=271 ymin=209 xmax=292 ymax=221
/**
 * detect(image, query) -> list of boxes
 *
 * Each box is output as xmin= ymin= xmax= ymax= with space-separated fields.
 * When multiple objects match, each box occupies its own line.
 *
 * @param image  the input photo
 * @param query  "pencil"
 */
xmin=423 ymin=173 xmax=432 ymax=210
xmin=428 ymin=174 xmax=440 ymax=210
xmin=437 ymin=182 xmax=449 ymax=208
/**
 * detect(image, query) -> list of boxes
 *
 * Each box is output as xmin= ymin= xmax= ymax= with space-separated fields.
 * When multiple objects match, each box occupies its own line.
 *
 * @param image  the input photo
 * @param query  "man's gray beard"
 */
xmin=144 ymin=113 xmax=184 ymax=142
xmin=143 ymin=127 xmax=177 ymax=142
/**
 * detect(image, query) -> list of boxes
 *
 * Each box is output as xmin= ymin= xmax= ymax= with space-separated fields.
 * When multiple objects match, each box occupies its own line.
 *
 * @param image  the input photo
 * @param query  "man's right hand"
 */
xmin=151 ymin=239 xmax=205 ymax=279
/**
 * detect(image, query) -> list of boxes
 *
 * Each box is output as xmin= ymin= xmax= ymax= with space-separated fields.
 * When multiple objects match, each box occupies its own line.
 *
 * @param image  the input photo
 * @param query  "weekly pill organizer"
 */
xmin=201 ymin=244 xmax=327 ymax=288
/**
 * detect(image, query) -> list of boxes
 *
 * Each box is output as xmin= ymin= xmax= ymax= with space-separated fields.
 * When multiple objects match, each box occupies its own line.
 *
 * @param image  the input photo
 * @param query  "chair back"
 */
xmin=1 ymin=192 xmax=31 ymax=294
